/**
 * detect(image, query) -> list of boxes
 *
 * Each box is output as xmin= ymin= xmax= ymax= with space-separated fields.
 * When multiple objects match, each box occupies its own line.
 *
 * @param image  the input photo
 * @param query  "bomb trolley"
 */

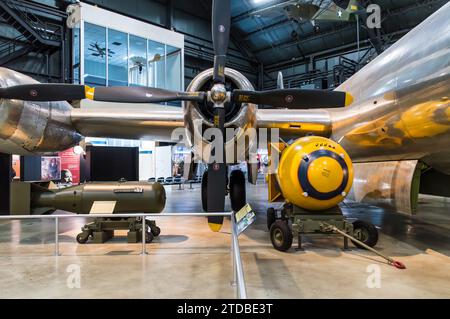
xmin=76 ymin=217 xmax=161 ymax=244
xmin=267 ymin=203 xmax=379 ymax=251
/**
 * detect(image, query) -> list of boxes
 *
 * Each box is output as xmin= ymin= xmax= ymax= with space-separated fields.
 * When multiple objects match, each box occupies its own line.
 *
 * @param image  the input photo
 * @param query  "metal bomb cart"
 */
xmin=77 ymin=216 xmax=161 ymax=244
xmin=26 ymin=180 xmax=166 ymax=244
xmin=266 ymin=136 xmax=378 ymax=252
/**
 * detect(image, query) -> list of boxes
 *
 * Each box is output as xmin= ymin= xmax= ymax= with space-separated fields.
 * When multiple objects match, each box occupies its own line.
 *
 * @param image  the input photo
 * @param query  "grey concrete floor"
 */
xmin=0 ymin=182 xmax=449 ymax=299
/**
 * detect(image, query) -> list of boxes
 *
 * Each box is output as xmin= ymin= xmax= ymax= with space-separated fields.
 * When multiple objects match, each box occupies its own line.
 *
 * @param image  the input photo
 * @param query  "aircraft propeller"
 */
xmin=0 ymin=81 xmax=353 ymax=109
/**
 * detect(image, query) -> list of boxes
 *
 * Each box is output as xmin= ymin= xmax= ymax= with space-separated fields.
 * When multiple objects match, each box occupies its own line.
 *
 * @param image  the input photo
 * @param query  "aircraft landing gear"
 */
xmin=201 ymin=171 xmax=208 ymax=212
xmin=202 ymin=169 xmax=246 ymax=212
xmin=229 ymin=169 xmax=246 ymax=212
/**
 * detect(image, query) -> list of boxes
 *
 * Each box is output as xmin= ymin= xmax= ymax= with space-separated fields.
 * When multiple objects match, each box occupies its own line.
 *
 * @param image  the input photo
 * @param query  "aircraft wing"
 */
xmin=312 ymin=0 xmax=359 ymax=22
xmin=256 ymin=108 xmax=332 ymax=139
xmin=71 ymin=101 xmax=185 ymax=142
xmin=250 ymin=0 xmax=299 ymax=18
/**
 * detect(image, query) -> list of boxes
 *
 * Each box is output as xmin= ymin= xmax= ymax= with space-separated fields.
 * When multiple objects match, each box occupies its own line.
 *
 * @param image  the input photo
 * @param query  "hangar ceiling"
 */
xmin=121 ymin=0 xmax=449 ymax=88
xmin=229 ymin=0 xmax=448 ymax=66
xmin=1 ymin=0 xmax=448 ymax=88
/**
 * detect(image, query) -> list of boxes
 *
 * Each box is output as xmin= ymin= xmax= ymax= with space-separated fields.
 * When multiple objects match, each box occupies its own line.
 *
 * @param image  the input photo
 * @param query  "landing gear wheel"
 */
xmin=201 ymin=171 xmax=208 ymax=212
xmin=230 ymin=170 xmax=246 ymax=212
xmin=351 ymin=220 xmax=378 ymax=249
xmin=266 ymin=207 xmax=276 ymax=230
xmin=270 ymin=220 xmax=293 ymax=252
xmin=76 ymin=232 xmax=89 ymax=244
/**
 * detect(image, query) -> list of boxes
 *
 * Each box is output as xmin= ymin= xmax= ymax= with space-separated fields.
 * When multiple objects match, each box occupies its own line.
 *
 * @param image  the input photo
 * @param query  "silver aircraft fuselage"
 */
xmin=330 ymin=1 xmax=450 ymax=173
xmin=257 ymin=1 xmax=450 ymax=173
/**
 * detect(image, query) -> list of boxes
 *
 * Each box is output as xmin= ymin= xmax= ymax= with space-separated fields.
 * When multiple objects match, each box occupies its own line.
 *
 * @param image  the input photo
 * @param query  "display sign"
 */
xmin=12 ymin=155 xmax=20 ymax=180
xmin=58 ymin=148 xmax=81 ymax=184
xmin=90 ymin=201 xmax=117 ymax=214
xmin=41 ymin=156 xmax=61 ymax=181
xmin=234 ymin=203 xmax=256 ymax=235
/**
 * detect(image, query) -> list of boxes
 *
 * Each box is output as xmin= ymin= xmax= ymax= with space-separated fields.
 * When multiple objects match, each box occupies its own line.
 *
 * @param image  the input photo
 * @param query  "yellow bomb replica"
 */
xmin=277 ymin=136 xmax=353 ymax=211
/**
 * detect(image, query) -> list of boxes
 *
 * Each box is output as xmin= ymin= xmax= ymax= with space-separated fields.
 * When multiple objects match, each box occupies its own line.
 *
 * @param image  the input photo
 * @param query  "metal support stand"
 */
xmin=54 ymin=216 xmax=59 ymax=256
xmin=230 ymin=216 xmax=237 ymax=287
xmin=231 ymin=214 xmax=247 ymax=299
xmin=356 ymin=15 xmax=360 ymax=68
xmin=344 ymin=236 xmax=349 ymax=250
xmin=296 ymin=233 xmax=303 ymax=251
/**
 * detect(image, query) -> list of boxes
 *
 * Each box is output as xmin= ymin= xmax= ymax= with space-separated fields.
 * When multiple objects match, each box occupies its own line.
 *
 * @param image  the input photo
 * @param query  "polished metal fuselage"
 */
xmin=258 ymin=2 xmax=450 ymax=173
xmin=330 ymin=2 xmax=450 ymax=173
xmin=0 ymin=68 xmax=82 ymax=155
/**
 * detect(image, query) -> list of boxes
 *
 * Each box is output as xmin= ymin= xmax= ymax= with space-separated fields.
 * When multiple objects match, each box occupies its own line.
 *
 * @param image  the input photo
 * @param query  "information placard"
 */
xmin=234 ymin=203 xmax=256 ymax=235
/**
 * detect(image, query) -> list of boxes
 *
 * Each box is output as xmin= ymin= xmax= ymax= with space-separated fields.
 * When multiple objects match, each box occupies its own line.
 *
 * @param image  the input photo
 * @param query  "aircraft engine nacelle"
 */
xmin=0 ymin=68 xmax=83 ymax=155
xmin=184 ymin=68 xmax=257 ymax=163
xmin=277 ymin=136 xmax=354 ymax=211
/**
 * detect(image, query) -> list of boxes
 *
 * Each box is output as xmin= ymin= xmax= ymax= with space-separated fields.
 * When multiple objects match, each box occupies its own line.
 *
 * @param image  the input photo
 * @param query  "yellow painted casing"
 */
xmin=276 ymin=136 xmax=353 ymax=211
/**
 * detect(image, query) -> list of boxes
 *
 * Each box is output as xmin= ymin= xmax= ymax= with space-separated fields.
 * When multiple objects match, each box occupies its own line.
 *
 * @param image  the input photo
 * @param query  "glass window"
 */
xmin=72 ymin=24 xmax=80 ymax=84
xmin=166 ymin=45 xmax=182 ymax=91
xmin=148 ymin=40 xmax=165 ymax=88
xmin=129 ymin=35 xmax=147 ymax=86
xmin=108 ymin=29 xmax=128 ymax=86
xmin=84 ymin=23 xmax=106 ymax=86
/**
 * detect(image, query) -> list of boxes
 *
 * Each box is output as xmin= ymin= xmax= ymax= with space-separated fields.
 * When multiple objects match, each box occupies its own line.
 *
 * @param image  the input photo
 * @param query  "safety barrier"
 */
xmin=0 ymin=212 xmax=247 ymax=299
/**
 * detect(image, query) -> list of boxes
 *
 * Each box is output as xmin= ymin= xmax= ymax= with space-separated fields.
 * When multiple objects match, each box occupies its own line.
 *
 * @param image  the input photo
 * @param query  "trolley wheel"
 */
xmin=151 ymin=226 xmax=161 ymax=237
xmin=351 ymin=220 xmax=378 ymax=249
xmin=266 ymin=207 xmax=276 ymax=230
xmin=76 ymin=232 xmax=89 ymax=244
xmin=270 ymin=220 xmax=293 ymax=252
xmin=145 ymin=231 xmax=154 ymax=243
xmin=201 ymin=171 xmax=208 ymax=212
xmin=230 ymin=170 xmax=246 ymax=212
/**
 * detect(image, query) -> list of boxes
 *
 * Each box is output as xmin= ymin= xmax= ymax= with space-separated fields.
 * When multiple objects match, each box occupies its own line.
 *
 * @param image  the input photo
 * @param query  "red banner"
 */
xmin=58 ymin=148 xmax=81 ymax=184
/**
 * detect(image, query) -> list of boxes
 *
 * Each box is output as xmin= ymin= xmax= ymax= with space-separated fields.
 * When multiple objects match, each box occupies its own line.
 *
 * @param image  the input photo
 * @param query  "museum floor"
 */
xmin=0 ymin=182 xmax=449 ymax=299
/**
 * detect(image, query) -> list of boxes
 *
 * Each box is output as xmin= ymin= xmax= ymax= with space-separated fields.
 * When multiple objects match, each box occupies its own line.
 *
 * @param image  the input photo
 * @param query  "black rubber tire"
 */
xmin=351 ymin=220 xmax=378 ymax=249
xmin=151 ymin=226 xmax=161 ymax=237
xmin=270 ymin=220 xmax=293 ymax=252
xmin=145 ymin=231 xmax=154 ymax=243
xmin=76 ymin=233 xmax=88 ymax=244
xmin=201 ymin=171 xmax=208 ymax=212
xmin=267 ymin=207 xmax=276 ymax=230
xmin=230 ymin=170 xmax=246 ymax=212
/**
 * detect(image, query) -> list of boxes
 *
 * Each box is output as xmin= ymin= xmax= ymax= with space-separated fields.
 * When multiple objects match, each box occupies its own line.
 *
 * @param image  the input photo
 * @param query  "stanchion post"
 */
xmin=141 ymin=216 xmax=147 ymax=255
xmin=231 ymin=213 xmax=236 ymax=287
xmin=54 ymin=216 xmax=59 ymax=256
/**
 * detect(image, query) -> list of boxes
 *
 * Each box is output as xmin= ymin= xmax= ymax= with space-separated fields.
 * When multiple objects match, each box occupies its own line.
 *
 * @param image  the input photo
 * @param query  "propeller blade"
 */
xmin=206 ymin=0 xmax=231 ymax=228
xmin=207 ymin=106 xmax=227 ymax=231
xmin=0 ymin=84 xmax=85 ymax=101
xmin=232 ymin=89 xmax=353 ymax=109
xmin=89 ymin=86 xmax=206 ymax=103
xmin=212 ymin=0 xmax=231 ymax=83
xmin=0 ymin=84 xmax=206 ymax=104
